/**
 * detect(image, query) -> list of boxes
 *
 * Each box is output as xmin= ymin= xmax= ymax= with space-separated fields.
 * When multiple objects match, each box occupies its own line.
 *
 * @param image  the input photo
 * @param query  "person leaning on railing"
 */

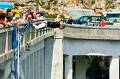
xmin=11 ymin=7 xmax=21 ymax=20
xmin=0 ymin=11 xmax=7 ymax=28
xmin=33 ymin=19 xmax=65 ymax=29
xmin=0 ymin=9 xmax=14 ymax=28
xmin=48 ymin=19 xmax=64 ymax=29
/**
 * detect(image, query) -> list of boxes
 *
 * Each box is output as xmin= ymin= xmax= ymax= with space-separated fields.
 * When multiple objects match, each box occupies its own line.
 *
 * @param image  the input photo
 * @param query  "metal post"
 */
xmin=13 ymin=25 xmax=20 ymax=79
xmin=5 ymin=31 xmax=8 ymax=54
xmin=17 ymin=30 xmax=20 ymax=79
xmin=14 ymin=28 xmax=20 ymax=79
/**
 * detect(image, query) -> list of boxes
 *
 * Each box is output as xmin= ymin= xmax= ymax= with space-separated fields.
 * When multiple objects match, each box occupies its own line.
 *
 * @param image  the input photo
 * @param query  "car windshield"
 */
xmin=103 ymin=12 xmax=120 ymax=23
xmin=104 ymin=12 xmax=120 ymax=18
xmin=76 ymin=16 xmax=102 ymax=22
xmin=91 ymin=16 xmax=102 ymax=21
xmin=107 ymin=14 xmax=120 ymax=18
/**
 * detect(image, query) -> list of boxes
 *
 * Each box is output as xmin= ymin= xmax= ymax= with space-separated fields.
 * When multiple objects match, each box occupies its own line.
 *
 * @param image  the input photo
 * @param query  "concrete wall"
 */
xmin=0 ymin=60 xmax=12 ymax=79
xmin=64 ymin=25 xmax=120 ymax=40
xmin=21 ymin=40 xmax=45 ymax=79
xmin=44 ymin=37 xmax=54 ymax=79
xmin=21 ymin=36 xmax=54 ymax=79
xmin=75 ymin=56 xmax=87 ymax=79
xmin=65 ymin=55 xmax=73 ymax=79
xmin=64 ymin=38 xmax=120 ymax=56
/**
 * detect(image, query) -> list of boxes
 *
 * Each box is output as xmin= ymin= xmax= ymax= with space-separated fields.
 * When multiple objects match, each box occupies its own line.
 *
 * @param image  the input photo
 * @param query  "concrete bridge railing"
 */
xmin=64 ymin=24 xmax=120 ymax=40
xmin=0 ymin=26 xmax=54 ymax=64
xmin=1 ymin=23 xmax=120 ymax=63
xmin=1 ymin=24 xmax=120 ymax=64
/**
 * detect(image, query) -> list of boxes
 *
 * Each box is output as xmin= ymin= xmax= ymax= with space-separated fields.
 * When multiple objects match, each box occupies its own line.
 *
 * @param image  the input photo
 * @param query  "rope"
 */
xmin=11 ymin=21 xmax=32 ymax=79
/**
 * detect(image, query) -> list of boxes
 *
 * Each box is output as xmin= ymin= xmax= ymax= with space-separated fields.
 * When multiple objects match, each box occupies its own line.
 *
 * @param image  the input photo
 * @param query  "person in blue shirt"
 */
xmin=81 ymin=18 xmax=94 ymax=27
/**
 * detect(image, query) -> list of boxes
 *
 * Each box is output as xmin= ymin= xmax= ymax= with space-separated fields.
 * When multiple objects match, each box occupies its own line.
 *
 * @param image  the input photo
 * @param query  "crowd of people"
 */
xmin=0 ymin=7 xmax=35 ymax=28
xmin=82 ymin=18 xmax=106 ymax=27
xmin=66 ymin=17 xmax=106 ymax=27
xmin=0 ymin=5 xmax=65 ymax=29
xmin=0 ymin=2 xmax=107 ymax=30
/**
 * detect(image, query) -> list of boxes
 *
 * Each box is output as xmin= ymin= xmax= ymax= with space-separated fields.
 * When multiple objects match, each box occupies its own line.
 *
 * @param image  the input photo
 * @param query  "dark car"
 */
xmin=72 ymin=16 xmax=103 ymax=26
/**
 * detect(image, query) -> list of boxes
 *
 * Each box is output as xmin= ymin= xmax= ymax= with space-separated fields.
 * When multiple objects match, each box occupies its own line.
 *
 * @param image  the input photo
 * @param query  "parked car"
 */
xmin=103 ymin=12 xmax=120 ymax=25
xmin=72 ymin=15 xmax=103 ymax=26
xmin=64 ymin=8 xmax=97 ymax=25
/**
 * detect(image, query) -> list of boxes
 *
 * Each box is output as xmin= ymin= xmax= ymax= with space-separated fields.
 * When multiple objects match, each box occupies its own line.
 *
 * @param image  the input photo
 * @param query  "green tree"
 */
xmin=91 ymin=0 xmax=96 ymax=4
xmin=40 ymin=0 xmax=58 ymax=10
xmin=107 ymin=0 xmax=113 ymax=4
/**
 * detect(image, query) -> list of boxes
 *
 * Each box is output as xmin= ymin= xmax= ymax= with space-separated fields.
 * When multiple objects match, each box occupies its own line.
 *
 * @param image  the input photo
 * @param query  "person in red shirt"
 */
xmin=0 ymin=9 xmax=14 ymax=27
xmin=0 ymin=8 xmax=8 ymax=26
xmin=100 ymin=17 xmax=106 ymax=27
xmin=0 ymin=12 xmax=7 ymax=24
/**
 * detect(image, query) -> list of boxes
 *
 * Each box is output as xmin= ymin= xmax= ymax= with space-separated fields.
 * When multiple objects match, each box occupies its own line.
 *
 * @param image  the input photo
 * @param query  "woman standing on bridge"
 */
xmin=100 ymin=17 xmax=106 ymax=27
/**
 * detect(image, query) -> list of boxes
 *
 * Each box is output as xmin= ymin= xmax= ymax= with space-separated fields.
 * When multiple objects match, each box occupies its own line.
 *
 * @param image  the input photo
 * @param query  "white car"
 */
xmin=103 ymin=12 xmax=120 ymax=25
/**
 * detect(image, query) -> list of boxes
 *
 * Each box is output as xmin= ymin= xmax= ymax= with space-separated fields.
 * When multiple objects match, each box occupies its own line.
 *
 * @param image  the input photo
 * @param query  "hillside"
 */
xmin=65 ymin=0 xmax=117 ymax=14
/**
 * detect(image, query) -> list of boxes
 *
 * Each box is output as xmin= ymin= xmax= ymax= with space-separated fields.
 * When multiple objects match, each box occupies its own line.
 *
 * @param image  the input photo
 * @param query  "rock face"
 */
xmin=5 ymin=0 xmax=118 ymax=12
xmin=115 ymin=0 xmax=120 ymax=9
xmin=63 ymin=0 xmax=116 ymax=14
xmin=65 ymin=0 xmax=114 ymax=10
xmin=96 ymin=0 xmax=106 ymax=8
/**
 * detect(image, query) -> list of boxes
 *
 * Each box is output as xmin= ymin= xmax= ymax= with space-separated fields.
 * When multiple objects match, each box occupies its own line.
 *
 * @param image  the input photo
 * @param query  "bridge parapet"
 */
xmin=1 ymin=23 xmax=120 ymax=63
xmin=0 ymin=26 xmax=53 ymax=63
xmin=64 ymin=24 xmax=120 ymax=40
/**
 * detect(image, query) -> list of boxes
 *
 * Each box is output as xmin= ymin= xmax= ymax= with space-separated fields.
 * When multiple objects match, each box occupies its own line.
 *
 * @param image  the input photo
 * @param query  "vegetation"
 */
xmin=107 ymin=0 xmax=113 ymax=4
xmin=44 ymin=13 xmax=57 ymax=18
xmin=43 ymin=13 xmax=65 ymax=19
xmin=40 ymin=0 xmax=58 ymax=10
xmin=91 ymin=0 xmax=96 ymax=4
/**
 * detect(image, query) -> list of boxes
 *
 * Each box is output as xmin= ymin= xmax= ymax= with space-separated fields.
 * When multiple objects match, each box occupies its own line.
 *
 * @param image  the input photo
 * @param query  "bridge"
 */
xmin=0 ymin=22 xmax=119 ymax=79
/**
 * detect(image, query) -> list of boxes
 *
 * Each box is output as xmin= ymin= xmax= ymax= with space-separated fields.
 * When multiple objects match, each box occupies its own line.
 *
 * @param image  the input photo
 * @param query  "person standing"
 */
xmin=67 ymin=16 xmax=73 ymax=24
xmin=100 ymin=18 xmax=106 ymax=27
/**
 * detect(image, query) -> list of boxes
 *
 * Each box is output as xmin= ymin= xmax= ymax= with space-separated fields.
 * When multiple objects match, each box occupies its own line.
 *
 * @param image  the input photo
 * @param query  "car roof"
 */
xmin=78 ymin=16 xmax=103 ymax=19
xmin=103 ymin=12 xmax=120 ymax=14
xmin=81 ymin=15 xmax=102 ymax=17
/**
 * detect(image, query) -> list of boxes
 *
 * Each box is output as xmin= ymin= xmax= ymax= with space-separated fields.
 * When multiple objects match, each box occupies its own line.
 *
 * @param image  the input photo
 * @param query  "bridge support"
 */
xmin=51 ymin=28 xmax=63 ymax=79
xmin=75 ymin=56 xmax=86 ymax=79
xmin=109 ymin=57 xmax=119 ymax=79
xmin=65 ymin=55 xmax=73 ymax=79
xmin=1 ymin=60 xmax=11 ymax=79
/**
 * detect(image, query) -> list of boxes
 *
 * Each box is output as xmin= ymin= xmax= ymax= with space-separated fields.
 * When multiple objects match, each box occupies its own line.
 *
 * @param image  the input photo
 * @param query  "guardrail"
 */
xmin=0 ymin=23 xmax=53 ymax=63
xmin=64 ymin=24 xmax=120 ymax=40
